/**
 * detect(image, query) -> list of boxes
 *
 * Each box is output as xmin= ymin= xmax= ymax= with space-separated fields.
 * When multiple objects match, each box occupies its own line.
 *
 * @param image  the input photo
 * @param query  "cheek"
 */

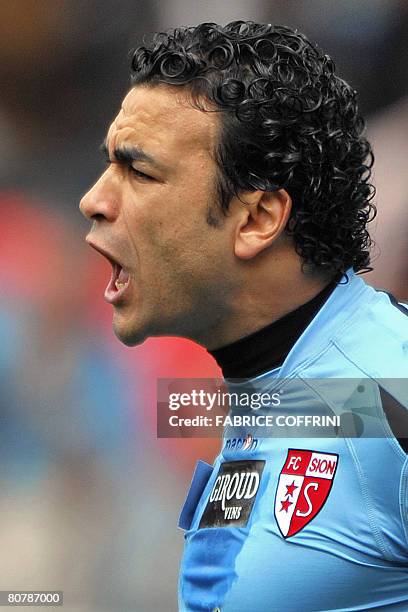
xmin=121 ymin=199 xmax=155 ymax=260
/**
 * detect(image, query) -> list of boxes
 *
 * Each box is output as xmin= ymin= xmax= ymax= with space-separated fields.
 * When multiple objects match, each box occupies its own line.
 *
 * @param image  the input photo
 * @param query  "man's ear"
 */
xmin=234 ymin=189 xmax=292 ymax=260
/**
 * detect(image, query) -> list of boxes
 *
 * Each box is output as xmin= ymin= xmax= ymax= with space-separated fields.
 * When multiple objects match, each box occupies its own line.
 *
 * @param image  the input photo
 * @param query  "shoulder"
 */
xmin=331 ymin=288 xmax=408 ymax=379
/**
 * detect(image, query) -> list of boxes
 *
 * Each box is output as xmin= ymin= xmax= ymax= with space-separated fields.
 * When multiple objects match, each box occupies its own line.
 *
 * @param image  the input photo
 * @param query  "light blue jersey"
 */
xmin=178 ymin=271 xmax=408 ymax=611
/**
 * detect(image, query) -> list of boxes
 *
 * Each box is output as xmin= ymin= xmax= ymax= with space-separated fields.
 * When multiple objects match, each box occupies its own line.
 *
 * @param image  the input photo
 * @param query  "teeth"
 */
xmin=115 ymin=280 xmax=127 ymax=290
xmin=114 ymin=266 xmax=130 ymax=292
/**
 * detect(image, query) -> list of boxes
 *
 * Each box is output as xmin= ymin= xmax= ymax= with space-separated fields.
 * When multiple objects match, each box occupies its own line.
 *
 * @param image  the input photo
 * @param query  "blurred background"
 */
xmin=0 ymin=1 xmax=407 ymax=610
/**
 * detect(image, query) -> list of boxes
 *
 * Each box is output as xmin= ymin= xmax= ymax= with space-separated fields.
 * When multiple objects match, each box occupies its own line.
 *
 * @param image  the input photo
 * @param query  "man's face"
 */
xmin=80 ymin=85 xmax=238 ymax=346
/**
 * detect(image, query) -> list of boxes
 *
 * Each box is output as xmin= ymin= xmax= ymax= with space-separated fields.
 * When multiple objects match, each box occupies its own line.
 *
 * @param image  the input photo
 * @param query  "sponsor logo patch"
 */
xmin=199 ymin=460 xmax=265 ymax=528
xmin=224 ymin=433 xmax=259 ymax=452
xmin=274 ymin=449 xmax=338 ymax=538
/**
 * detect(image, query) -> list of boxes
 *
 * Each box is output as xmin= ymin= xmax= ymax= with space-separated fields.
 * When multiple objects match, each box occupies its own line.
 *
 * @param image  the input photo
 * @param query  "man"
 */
xmin=80 ymin=21 xmax=408 ymax=612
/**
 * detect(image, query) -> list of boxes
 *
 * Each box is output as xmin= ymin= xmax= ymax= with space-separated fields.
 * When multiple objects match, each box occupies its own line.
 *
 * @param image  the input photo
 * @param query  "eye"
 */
xmin=129 ymin=165 xmax=153 ymax=181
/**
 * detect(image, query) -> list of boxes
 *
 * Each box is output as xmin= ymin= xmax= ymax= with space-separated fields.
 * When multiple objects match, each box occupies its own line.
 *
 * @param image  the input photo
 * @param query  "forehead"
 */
xmin=107 ymin=85 xmax=219 ymax=163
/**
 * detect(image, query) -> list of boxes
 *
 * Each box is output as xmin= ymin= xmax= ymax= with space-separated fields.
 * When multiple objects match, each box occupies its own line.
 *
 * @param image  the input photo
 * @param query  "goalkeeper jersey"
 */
xmin=178 ymin=270 xmax=408 ymax=612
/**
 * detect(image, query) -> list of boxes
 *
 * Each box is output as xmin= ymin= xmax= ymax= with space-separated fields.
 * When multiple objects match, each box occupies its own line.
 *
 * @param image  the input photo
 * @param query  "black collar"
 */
xmin=209 ymin=281 xmax=337 ymax=379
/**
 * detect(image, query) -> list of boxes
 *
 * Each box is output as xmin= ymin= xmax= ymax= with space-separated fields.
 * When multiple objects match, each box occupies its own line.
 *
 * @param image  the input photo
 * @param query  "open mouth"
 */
xmin=87 ymin=240 xmax=131 ymax=305
xmin=105 ymin=261 xmax=131 ymax=304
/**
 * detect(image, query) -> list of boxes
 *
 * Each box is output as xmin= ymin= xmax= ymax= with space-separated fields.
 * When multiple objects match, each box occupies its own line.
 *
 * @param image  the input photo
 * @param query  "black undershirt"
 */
xmin=209 ymin=280 xmax=338 ymax=379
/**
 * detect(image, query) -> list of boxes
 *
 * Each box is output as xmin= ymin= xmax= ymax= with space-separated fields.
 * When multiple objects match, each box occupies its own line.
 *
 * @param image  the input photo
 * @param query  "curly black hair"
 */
xmin=130 ymin=21 xmax=376 ymax=276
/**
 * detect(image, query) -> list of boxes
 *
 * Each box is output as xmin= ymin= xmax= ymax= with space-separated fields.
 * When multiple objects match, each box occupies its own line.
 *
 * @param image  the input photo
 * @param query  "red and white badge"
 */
xmin=274 ymin=449 xmax=338 ymax=538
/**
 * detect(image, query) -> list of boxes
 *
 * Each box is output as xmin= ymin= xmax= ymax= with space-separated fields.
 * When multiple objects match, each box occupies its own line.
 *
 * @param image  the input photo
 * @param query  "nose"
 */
xmin=79 ymin=171 xmax=119 ymax=222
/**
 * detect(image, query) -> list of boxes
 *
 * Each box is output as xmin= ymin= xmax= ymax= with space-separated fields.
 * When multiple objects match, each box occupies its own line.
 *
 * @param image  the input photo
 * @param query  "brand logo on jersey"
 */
xmin=199 ymin=460 xmax=265 ymax=528
xmin=274 ymin=449 xmax=338 ymax=538
xmin=225 ymin=433 xmax=259 ymax=452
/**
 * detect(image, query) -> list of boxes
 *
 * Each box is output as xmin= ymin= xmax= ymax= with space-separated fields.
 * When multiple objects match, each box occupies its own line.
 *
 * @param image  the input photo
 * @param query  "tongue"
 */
xmin=117 ymin=267 xmax=130 ymax=284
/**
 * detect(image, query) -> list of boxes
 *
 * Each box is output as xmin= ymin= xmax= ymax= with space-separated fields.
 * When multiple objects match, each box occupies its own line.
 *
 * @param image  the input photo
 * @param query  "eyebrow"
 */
xmin=100 ymin=140 xmax=165 ymax=171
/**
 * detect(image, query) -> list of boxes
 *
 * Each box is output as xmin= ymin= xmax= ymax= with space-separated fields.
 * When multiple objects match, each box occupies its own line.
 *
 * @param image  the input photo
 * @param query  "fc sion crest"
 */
xmin=274 ymin=449 xmax=338 ymax=538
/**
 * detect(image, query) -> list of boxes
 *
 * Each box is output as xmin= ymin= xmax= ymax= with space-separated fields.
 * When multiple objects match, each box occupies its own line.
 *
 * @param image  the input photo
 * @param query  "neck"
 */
xmin=203 ymin=262 xmax=333 ymax=351
xmin=208 ymin=279 xmax=337 ymax=377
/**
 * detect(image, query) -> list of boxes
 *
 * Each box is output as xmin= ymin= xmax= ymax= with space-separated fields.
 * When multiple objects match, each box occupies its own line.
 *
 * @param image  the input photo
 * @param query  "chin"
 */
xmin=113 ymin=317 xmax=148 ymax=347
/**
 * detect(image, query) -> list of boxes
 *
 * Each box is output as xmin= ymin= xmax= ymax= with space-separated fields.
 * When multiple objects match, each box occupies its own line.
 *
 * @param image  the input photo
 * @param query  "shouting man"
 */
xmin=80 ymin=22 xmax=408 ymax=612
